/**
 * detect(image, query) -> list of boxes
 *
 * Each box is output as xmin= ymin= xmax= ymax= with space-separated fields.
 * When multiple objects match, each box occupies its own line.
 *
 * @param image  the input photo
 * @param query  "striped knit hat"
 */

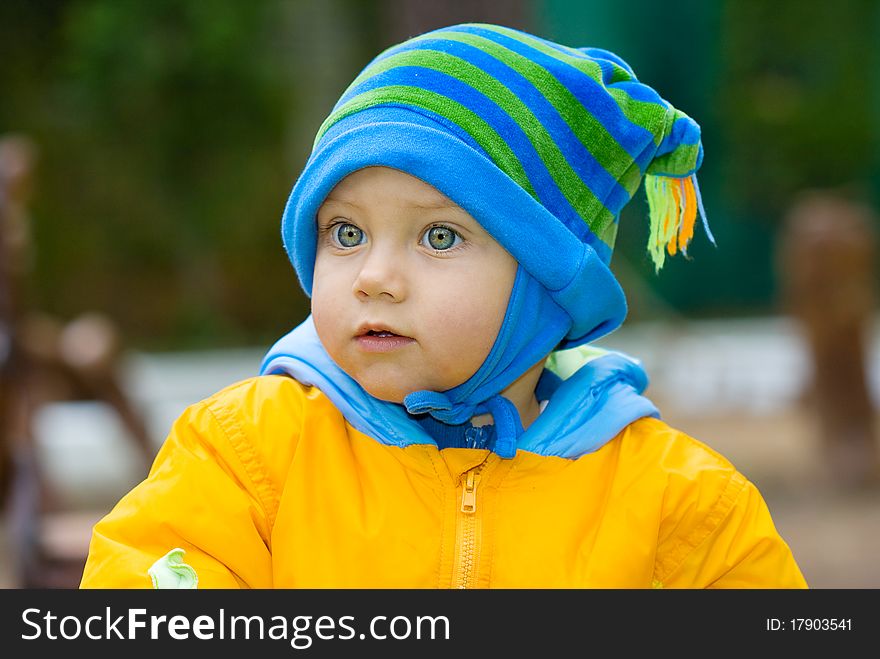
xmin=283 ymin=22 xmax=714 ymax=349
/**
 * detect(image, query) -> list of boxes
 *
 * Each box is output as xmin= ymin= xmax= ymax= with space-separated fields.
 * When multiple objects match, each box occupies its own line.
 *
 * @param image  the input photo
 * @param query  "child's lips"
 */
xmin=354 ymin=329 xmax=416 ymax=353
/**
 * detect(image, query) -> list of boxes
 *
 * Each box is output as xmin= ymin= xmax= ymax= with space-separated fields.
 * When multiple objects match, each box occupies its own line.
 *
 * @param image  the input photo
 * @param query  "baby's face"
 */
xmin=312 ymin=166 xmax=517 ymax=403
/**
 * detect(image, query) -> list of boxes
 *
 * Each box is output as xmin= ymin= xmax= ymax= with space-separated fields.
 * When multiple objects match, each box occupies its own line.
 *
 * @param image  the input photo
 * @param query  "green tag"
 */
xmin=148 ymin=548 xmax=198 ymax=589
xmin=545 ymin=344 xmax=609 ymax=380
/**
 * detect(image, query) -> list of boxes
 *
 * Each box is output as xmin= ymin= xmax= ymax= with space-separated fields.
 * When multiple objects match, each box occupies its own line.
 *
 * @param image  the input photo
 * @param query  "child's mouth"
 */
xmin=356 ymin=329 xmax=415 ymax=352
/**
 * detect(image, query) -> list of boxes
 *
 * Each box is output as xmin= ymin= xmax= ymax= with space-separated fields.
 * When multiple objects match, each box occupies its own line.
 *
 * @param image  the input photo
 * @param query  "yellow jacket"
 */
xmin=80 ymin=374 xmax=807 ymax=589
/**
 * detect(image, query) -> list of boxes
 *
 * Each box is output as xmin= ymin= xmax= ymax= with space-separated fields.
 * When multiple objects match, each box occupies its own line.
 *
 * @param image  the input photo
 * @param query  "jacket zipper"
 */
xmin=455 ymin=464 xmax=484 ymax=589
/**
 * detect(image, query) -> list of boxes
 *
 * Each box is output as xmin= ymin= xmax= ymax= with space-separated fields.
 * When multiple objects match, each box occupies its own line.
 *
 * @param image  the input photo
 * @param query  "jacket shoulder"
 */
xmin=616 ymin=415 xmax=739 ymax=484
xmin=617 ymin=417 xmax=805 ymax=587
xmin=203 ymin=373 xmax=313 ymax=412
xmin=182 ymin=374 xmax=317 ymax=497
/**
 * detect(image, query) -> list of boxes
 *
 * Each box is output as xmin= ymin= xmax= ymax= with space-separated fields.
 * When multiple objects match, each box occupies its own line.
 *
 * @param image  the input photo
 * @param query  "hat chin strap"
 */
xmin=403 ymin=390 xmax=524 ymax=459
xmin=402 ymin=265 xmax=570 ymax=459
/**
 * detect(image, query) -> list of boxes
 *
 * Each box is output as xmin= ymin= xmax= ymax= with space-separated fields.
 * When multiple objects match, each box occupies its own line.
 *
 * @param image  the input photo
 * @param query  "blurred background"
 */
xmin=1 ymin=0 xmax=879 ymax=588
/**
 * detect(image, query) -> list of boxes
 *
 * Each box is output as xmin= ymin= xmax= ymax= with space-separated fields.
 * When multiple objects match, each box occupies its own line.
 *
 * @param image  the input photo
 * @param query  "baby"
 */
xmin=80 ymin=23 xmax=806 ymax=589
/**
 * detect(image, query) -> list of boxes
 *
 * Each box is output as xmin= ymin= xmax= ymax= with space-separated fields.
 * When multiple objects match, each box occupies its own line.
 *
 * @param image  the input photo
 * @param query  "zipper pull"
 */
xmin=460 ymin=468 xmax=481 ymax=514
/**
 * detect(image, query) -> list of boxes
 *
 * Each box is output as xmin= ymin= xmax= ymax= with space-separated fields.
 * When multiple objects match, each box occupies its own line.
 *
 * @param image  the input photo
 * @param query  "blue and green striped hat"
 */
xmin=283 ymin=23 xmax=714 ymax=347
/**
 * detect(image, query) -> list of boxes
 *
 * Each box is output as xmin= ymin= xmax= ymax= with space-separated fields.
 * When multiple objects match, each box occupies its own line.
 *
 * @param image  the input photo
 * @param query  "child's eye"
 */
xmin=332 ymin=223 xmax=365 ymax=248
xmin=422 ymin=225 xmax=462 ymax=251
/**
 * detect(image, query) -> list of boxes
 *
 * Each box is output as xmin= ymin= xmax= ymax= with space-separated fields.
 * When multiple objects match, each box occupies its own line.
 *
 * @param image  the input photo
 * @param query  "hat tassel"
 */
xmin=644 ymin=173 xmax=715 ymax=273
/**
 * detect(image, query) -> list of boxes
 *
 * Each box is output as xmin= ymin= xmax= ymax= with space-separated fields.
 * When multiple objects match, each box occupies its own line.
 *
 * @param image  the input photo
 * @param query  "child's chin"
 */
xmin=361 ymin=383 xmax=408 ymax=405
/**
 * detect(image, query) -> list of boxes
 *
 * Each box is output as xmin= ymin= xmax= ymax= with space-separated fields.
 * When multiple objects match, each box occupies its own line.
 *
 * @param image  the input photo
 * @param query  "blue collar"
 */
xmin=259 ymin=315 xmax=660 ymax=460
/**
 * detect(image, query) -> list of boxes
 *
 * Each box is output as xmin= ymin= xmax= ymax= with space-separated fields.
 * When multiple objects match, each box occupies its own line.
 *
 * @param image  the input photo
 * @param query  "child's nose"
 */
xmin=352 ymin=247 xmax=407 ymax=301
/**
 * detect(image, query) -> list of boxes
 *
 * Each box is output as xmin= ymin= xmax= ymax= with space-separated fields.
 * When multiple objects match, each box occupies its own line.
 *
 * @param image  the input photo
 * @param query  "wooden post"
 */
xmin=777 ymin=190 xmax=879 ymax=489
xmin=0 ymin=134 xmax=37 ymax=508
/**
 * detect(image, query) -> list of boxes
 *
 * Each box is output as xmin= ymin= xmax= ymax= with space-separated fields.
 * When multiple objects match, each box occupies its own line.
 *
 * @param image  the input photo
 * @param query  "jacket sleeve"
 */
xmin=79 ymin=379 xmax=290 ymax=588
xmin=655 ymin=470 xmax=808 ymax=589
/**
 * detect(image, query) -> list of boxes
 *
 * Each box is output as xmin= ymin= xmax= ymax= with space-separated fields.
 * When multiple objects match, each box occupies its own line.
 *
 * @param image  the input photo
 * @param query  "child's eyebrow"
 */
xmin=322 ymin=195 xmax=462 ymax=211
xmin=411 ymin=197 xmax=461 ymax=210
xmin=321 ymin=195 xmax=356 ymax=206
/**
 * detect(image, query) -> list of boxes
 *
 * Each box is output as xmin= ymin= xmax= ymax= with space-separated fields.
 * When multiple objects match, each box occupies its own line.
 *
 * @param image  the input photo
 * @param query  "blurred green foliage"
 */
xmin=720 ymin=0 xmax=879 ymax=216
xmin=2 ymin=0 xmax=879 ymax=350
xmin=1 ymin=0 xmax=376 ymax=350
